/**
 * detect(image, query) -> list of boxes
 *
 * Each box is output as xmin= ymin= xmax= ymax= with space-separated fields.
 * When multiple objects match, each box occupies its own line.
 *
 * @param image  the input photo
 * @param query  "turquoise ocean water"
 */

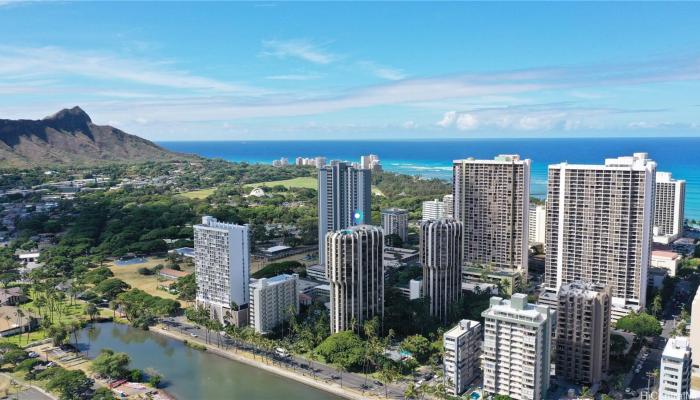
xmin=159 ymin=138 xmax=700 ymax=219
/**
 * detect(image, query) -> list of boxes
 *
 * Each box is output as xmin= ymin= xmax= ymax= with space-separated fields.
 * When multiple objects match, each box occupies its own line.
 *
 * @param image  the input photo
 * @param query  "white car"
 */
xmin=190 ymin=333 xmax=198 ymax=338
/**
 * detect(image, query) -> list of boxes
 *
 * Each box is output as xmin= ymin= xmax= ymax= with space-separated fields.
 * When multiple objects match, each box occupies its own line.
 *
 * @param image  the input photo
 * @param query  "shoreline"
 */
xmin=152 ymin=326 xmax=375 ymax=400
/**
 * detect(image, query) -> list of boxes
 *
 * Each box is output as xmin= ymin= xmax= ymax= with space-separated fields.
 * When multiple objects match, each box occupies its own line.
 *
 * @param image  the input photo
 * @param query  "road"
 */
xmin=625 ymin=276 xmax=695 ymax=399
xmin=161 ymin=317 xmax=408 ymax=399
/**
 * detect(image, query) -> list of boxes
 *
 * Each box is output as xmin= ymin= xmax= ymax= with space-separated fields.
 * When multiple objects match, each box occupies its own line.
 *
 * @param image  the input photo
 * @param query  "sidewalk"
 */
xmin=153 ymin=325 xmax=393 ymax=400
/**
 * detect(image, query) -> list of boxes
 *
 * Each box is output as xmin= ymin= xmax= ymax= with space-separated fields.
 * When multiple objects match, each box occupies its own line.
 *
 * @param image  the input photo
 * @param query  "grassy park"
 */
xmin=108 ymin=257 xmax=192 ymax=306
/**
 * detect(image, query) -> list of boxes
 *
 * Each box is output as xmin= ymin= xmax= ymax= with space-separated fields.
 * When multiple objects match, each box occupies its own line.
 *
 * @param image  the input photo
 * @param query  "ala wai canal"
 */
xmin=75 ymin=322 xmax=340 ymax=400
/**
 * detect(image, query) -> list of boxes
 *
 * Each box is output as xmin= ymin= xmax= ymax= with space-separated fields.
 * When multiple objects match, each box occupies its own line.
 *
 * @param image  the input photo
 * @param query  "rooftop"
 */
xmin=251 ymin=273 xmax=298 ymax=288
xmin=652 ymin=250 xmax=681 ymax=260
xmin=264 ymin=245 xmax=291 ymax=253
xmin=663 ymin=336 xmax=691 ymax=360
xmin=444 ymin=319 xmax=480 ymax=339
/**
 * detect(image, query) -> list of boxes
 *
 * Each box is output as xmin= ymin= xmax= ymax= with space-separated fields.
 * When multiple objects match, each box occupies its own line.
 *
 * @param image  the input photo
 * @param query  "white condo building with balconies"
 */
xmin=443 ymin=319 xmax=481 ymax=396
xmin=194 ymin=216 xmax=250 ymax=326
xmin=482 ymin=294 xmax=553 ymax=400
xmin=659 ymin=336 xmax=692 ymax=400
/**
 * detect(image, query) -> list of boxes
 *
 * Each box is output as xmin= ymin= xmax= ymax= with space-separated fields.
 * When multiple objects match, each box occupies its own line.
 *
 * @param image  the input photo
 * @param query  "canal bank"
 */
xmin=74 ymin=323 xmax=342 ymax=400
xmin=152 ymin=326 xmax=372 ymax=400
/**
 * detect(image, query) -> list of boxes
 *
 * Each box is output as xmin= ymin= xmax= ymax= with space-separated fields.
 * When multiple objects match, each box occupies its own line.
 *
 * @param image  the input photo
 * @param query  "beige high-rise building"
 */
xmin=420 ymin=219 xmax=463 ymax=323
xmin=544 ymin=153 xmax=656 ymax=317
xmin=482 ymin=294 xmax=553 ymax=400
xmin=528 ymin=204 xmax=546 ymax=245
xmin=654 ymin=172 xmax=685 ymax=244
xmin=453 ymin=154 xmax=530 ymax=276
xmin=554 ymin=281 xmax=611 ymax=385
xmin=381 ymin=208 xmax=409 ymax=242
xmin=326 ymin=225 xmax=384 ymax=334
xmin=443 ymin=194 xmax=454 ymax=218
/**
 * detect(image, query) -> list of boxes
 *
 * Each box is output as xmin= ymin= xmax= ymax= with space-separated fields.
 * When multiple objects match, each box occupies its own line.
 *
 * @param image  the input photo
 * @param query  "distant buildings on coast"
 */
xmin=191 ymin=149 xmax=693 ymax=400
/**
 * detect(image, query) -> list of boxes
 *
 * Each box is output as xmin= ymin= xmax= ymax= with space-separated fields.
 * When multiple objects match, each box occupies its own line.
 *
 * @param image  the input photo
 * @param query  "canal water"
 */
xmin=75 ymin=322 xmax=340 ymax=400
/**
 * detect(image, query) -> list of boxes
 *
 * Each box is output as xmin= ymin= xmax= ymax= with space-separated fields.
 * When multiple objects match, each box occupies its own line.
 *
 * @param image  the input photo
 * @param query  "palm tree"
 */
xmin=404 ymin=382 xmax=419 ymax=399
xmin=579 ymin=386 xmax=593 ymax=399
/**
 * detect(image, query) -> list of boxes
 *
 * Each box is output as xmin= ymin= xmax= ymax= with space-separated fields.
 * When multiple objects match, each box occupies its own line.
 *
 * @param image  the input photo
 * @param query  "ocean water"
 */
xmin=159 ymin=138 xmax=700 ymax=219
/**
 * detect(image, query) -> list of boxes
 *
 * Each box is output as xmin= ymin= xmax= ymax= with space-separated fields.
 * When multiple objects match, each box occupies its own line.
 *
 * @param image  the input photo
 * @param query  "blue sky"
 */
xmin=1 ymin=2 xmax=700 ymax=140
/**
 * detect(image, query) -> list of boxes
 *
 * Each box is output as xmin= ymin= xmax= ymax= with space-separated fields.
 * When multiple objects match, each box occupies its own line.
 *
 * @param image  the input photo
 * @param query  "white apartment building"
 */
xmin=544 ymin=153 xmax=656 ymax=317
xmin=482 ymin=294 xmax=553 ymax=400
xmin=194 ymin=216 xmax=250 ymax=326
xmin=453 ymin=154 xmax=530 ymax=275
xmin=381 ymin=208 xmax=409 ymax=242
xmin=528 ymin=204 xmax=546 ymax=245
xmin=249 ymin=274 xmax=299 ymax=334
xmin=659 ymin=337 xmax=692 ymax=400
xmin=444 ymin=319 xmax=482 ymax=396
xmin=326 ymin=225 xmax=384 ymax=334
xmin=654 ymin=172 xmax=686 ymax=244
xmin=422 ymin=199 xmax=446 ymax=221
xmin=690 ymin=288 xmax=700 ymax=373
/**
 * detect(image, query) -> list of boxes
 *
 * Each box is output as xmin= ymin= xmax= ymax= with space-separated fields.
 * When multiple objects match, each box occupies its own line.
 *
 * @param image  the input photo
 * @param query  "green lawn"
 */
xmin=245 ymin=176 xmax=384 ymax=195
xmin=245 ymin=176 xmax=318 ymax=190
xmin=179 ymin=188 xmax=216 ymax=199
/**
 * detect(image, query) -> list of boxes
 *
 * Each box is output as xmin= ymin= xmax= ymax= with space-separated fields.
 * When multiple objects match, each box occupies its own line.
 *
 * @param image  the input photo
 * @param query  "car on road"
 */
xmin=190 ymin=333 xmax=198 ymax=337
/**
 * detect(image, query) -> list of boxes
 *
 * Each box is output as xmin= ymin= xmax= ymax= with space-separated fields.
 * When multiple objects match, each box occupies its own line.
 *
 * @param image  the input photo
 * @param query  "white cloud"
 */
xmin=456 ymin=113 xmax=478 ymax=130
xmin=437 ymin=111 xmax=457 ymax=127
xmin=0 ymin=45 xmax=266 ymax=95
xmin=357 ymin=61 xmax=406 ymax=81
xmin=402 ymin=120 xmax=417 ymax=129
xmin=261 ymin=39 xmax=337 ymax=65
xmin=265 ymin=73 xmax=322 ymax=81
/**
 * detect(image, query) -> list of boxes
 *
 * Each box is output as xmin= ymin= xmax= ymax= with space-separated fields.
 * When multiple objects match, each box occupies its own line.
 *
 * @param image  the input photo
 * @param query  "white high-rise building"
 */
xmin=528 ymin=204 xmax=546 ymax=245
xmin=381 ymin=208 xmax=409 ymax=242
xmin=443 ymin=319 xmax=481 ymax=396
xmin=659 ymin=337 xmax=692 ymax=400
xmin=315 ymin=156 xmax=326 ymax=169
xmin=453 ymin=154 xmax=530 ymax=275
xmin=249 ymin=274 xmax=299 ymax=334
xmin=422 ymin=199 xmax=446 ymax=221
xmin=482 ymin=294 xmax=553 ymax=400
xmin=544 ymin=153 xmax=656 ymax=317
xmin=689 ymin=287 xmax=700 ymax=372
xmin=443 ymin=194 xmax=454 ymax=218
xmin=326 ymin=225 xmax=384 ymax=334
xmin=194 ymin=216 xmax=250 ymax=326
xmin=318 ymin=162 xmax=372 ymax=267
xmin=654 ymin=172 xmax=686 ymax=244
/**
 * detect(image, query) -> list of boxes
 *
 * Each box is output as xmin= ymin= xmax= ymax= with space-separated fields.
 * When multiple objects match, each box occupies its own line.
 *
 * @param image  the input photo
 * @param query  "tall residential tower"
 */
xmin=544 ymin=153 xmax=656 ymax=317
xmin=326 ymin=225 xmax=384 ymax=334
xmin=420 ymin=219 xmax=463 ymax=323
xmin=318 ymin=162 xmax=371 ymax=267
xmin=194 ymin=216 xmax=250 ymax=326
xmin=554 ymin=281 xmax=611 ymax=385
xmin=453 ymin=154 xmax=530 ymax=275
xmin=654 ymin=172 xmax=686 ymax=244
